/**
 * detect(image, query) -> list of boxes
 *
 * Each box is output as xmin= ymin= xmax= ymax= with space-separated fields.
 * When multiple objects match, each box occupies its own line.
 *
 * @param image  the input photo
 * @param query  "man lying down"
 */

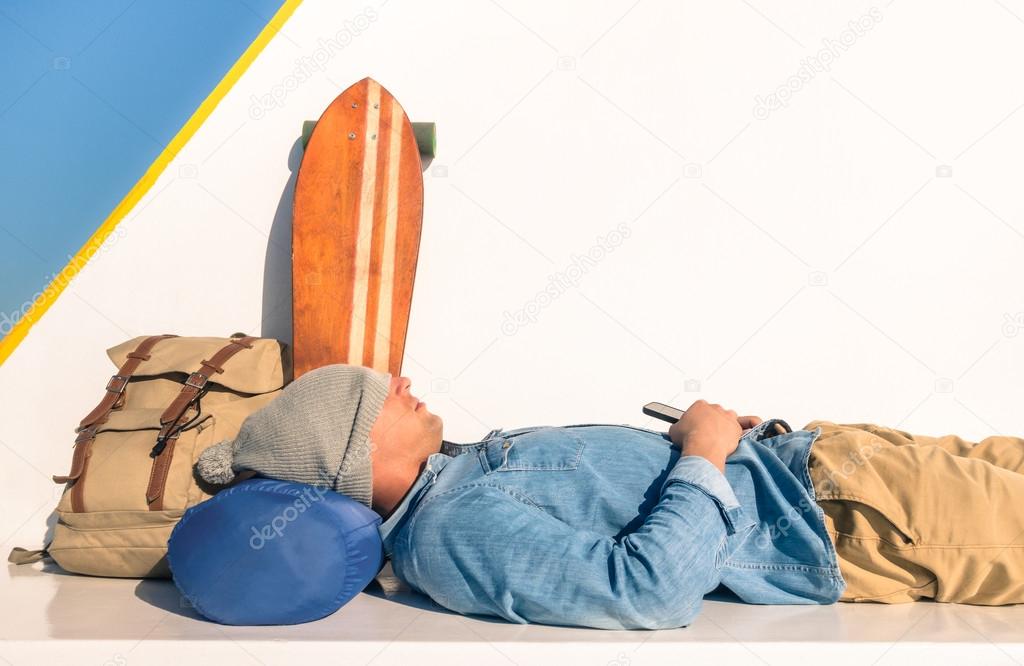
xmin=197 ymin=364 xmax=1024 ymax=630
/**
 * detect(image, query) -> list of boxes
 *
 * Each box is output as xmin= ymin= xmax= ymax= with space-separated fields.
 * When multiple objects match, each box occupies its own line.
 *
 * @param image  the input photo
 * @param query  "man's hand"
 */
xmin=668 ymin=400 xmax=757 ymax=473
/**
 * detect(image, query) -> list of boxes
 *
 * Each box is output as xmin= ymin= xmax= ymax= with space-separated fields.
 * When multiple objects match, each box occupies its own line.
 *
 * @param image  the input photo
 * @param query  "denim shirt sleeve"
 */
xmin=392 ymin=455 xmax=754 ymax=631
xmin=661 ymin=455 xmax=749 ymax=535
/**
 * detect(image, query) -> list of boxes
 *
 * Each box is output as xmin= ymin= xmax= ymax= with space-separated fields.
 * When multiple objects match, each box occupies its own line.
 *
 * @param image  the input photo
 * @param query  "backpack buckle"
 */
xmin=184 ymin=372 xmax=208 ymax=390
xmin=105 ymin=374 xmax=129 ymax=394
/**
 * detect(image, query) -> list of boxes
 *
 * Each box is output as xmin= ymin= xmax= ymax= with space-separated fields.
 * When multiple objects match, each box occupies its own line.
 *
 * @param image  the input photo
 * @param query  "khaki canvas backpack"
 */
xmin=8 ymin=333 xmax=290 ymax=578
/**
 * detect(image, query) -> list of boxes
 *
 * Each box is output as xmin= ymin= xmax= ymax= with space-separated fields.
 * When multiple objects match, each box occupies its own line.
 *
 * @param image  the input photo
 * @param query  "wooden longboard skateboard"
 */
xmin=292 ymin=78 xmax=435 ymax=379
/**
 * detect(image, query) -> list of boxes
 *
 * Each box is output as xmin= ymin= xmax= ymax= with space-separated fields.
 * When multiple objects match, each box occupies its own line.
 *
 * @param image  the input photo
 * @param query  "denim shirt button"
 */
xmin=502 ymin=440 xmax=512 ymax=449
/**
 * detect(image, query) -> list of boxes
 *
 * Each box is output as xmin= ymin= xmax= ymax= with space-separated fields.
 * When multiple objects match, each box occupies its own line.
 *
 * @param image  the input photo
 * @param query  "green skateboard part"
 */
xmin=411 ymin=122 xmax=436 ymax=159
xmin=301 ymin=119 xmax=317 ymax=150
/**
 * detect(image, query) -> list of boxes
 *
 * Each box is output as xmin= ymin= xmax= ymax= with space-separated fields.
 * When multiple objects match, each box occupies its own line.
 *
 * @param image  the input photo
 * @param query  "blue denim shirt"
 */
xmin=378 ymin=419 xmax=846 ymax=630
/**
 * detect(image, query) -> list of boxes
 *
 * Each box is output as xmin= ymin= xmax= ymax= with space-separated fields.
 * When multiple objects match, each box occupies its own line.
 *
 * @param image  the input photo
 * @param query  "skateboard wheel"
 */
xmin=411 ymin=122 xmax=436 ymax=159
xmin=301 ymin=120 xmax=317 ymax=150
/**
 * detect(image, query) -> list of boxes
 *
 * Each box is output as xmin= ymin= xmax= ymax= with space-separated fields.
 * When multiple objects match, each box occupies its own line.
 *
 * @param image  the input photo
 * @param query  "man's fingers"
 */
xmin=694 ymin=402 xmax=760 ymax=429
xmin=737 ymin=415 xmax=763 ymax=429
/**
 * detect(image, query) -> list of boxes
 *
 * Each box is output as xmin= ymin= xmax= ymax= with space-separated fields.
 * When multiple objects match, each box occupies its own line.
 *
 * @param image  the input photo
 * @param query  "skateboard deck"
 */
xmin=292 ymin=78 xmax=430 ymax=379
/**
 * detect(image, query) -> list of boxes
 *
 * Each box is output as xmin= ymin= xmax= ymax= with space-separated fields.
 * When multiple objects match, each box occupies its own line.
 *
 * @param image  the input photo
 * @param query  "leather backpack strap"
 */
xmin=53 ymin=334 xmax=178 ymax=513
xmin=145 ymin=336 xmax=257 ymax=510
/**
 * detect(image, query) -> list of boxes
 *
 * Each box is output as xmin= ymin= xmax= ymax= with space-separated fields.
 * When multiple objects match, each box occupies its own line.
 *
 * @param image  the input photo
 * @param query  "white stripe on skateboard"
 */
xmin=373 ymin=97 xmax=403 ymax=373
xmin=349 ymin=79 xmax=381 ymax=367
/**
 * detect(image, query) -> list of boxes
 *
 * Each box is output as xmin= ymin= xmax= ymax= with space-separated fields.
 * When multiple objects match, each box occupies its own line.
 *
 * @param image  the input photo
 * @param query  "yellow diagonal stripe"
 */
xmin=0 ymin=0 xmax=305 ymax=367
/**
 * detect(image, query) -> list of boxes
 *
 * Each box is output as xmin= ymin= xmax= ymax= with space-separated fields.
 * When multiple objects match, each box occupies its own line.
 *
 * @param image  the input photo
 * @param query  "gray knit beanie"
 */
xmin=195 ymin=364 xmax=391 ymax=509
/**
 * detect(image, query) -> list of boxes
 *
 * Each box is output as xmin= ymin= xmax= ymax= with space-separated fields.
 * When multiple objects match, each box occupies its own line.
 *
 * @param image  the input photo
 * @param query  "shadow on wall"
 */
xmin=260 ymin=135 xmax=304 ymax=347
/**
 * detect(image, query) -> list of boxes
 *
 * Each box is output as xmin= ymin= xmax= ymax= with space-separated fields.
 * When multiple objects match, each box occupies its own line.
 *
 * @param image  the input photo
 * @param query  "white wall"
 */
xmin=4 ymin=0 xmax=1024 ymax=550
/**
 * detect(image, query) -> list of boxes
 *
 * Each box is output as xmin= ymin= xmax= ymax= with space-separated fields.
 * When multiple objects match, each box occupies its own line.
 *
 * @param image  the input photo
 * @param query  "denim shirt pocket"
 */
xmin=479 ymin=428 xmax=586 ymax=473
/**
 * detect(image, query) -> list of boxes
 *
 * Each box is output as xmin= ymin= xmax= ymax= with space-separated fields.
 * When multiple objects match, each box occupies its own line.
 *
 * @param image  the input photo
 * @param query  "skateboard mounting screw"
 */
xmin=348 ymin=132 xmax=356 ymax=140
xmin=373 ymin=103 xmax=379 ymax=109
xmin=351 ymin=102 xmax=358 ymax=108
xmin=371 ymin=133 xmax=377 ymax=140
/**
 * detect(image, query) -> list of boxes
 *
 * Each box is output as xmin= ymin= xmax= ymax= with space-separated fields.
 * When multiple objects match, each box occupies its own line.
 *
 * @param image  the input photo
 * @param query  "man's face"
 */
xmin=369 ymin=374 xmax=443 ymax=457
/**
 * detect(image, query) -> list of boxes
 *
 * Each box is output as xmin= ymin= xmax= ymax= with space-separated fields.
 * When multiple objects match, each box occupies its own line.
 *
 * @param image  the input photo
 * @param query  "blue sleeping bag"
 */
xmin=167 ymin=478 xmax=384 ymax=625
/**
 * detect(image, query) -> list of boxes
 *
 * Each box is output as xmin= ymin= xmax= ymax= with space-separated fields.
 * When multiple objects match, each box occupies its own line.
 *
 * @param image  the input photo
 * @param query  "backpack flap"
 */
xmin=106 ymin=335 xmax=290 ymax=395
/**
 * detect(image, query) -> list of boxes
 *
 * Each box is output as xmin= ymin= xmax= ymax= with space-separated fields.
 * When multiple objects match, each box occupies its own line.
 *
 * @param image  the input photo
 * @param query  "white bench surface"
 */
xmin=4 ymin=560 xmax=1024 ymax=665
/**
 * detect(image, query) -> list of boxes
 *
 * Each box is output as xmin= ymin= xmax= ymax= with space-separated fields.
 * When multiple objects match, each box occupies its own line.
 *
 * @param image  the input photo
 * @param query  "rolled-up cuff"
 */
xmin=662 ymin=455 xmax=749 ymax=535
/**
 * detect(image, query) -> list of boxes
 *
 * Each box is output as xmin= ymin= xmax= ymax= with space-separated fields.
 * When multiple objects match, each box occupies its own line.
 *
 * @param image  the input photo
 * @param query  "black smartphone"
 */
xmin=642 ymin=401 xmax=685 ymax=424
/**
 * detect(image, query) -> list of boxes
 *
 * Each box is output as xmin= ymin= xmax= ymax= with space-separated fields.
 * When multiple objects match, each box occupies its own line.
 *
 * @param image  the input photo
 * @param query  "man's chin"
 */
xmin=430 ymin=413 xmax=444 ymax=443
